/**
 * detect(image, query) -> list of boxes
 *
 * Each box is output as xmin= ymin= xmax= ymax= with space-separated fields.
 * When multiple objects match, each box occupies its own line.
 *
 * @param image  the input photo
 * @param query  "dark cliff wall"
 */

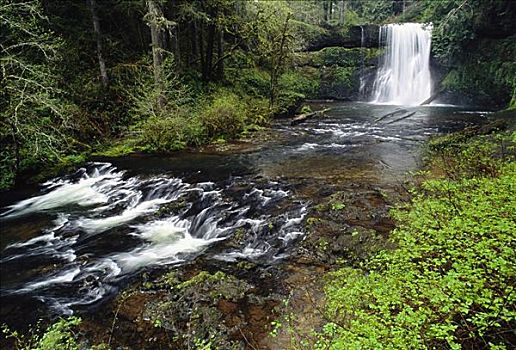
xmin=295 ymin=25 xmax=382 ymax=101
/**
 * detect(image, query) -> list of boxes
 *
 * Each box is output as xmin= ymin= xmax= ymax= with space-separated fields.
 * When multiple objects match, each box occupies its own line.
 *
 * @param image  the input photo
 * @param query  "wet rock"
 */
xmin=134 ymin=269 xmax=280 ymax=349
xmin=303 ymin=25 xmax=380 ymax=51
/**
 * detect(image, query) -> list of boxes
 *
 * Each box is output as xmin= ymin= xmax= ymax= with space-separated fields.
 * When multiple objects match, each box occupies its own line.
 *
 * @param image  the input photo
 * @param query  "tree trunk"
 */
xmin=203 ymin=20 xmax=216 ymax=81
xmin=146 ymin=0 xmax=164 ymax=88
xmin=88 ymin=0 xmax=108 ymax=87
xmin=190 ymin=21 xmax=198 ymax=66
xmin=215 ymin=28 xmax=224 ymax=81
xmin=199 ymin=21 xmax=205 ymax=73
xmin=169 ymin=0 xmax=180 ymax=67
xmin=171 ymin=23 xmax=180 ymax=67
xmin=339 ymin=0 xmax=344 ymax=25
xmin=269 ymin=13 xmax=291 ymax=110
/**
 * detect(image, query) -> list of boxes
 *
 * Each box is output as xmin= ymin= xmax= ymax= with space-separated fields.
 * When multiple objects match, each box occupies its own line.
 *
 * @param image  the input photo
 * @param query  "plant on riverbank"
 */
xmin=2 ymin=317 xmax=82 ymax=350
xmin=316 ymin=132 xmax=516 ymax=349
xmin=198 ymin=90 xmax=246 ymax=140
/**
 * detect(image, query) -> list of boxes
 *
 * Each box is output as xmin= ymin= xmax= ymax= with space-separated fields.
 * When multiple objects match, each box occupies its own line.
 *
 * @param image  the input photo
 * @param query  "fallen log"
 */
xmin=419 ymin=89 xmax=443 ymax=106
xmin=291 ymin=108 xmax=331 ymax=125
xmin=385 ymin=111 xmax=416 ymax=124
xmin=374 ymin=108 xmax=407 ymax=123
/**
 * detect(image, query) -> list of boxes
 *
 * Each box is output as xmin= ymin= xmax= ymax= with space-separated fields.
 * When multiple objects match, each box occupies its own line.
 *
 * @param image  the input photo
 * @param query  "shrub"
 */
xmin=126 ymin=56 xmax=192 ymax=124
xmin=225 ymin=67 xmax=271 ymax=98
xmin=198 ymin=91 xmax=246 ymax=140
xmin=241 ymin=96 xmax=270 ymax=129
xmin=141 ymin=112 xmax=204 ymax=152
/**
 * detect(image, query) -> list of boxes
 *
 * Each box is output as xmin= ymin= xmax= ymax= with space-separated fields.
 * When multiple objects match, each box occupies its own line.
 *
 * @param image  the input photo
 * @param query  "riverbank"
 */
xmin=312 ymin=128 xmax=516 ymax=349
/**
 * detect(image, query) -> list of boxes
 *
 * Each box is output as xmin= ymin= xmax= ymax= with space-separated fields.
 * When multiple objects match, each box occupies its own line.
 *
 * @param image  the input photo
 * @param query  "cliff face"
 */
xmin=435 ymin=36 xmax=516 ymax=109
xmin=303 ymin=25 xmax=380 ymax=51
xmin=295 ymin=25 xmax=382 ymax=101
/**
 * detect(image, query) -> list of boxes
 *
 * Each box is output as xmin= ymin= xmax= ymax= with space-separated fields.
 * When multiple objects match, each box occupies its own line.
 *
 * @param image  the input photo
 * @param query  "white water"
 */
xmin=1 ymin=163 xmax=306 ymax=313
xmin=371 ymin=23 xmax=432 ymax=105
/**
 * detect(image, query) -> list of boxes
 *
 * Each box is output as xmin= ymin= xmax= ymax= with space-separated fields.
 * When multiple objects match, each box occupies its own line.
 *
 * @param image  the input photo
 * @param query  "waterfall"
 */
xmin=371 ymin=23 xmax=432 ymax=106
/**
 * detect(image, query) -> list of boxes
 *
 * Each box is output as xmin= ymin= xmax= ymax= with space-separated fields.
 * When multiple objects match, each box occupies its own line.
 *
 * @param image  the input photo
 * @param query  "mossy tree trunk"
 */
xmin=88 ymin=0 xmax=108 ymax=87
xmin=146 ymin=0 xmax=164 ymax=86
xmin=269 ymin=13 xmax=291 ymax=110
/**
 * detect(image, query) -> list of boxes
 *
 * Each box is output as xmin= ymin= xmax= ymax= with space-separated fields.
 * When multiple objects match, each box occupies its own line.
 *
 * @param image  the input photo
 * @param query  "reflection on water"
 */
xmin=0 ymin=102 xmax=489 ymax=317
xmin=253 ymin=102 xmax=489 ymax=182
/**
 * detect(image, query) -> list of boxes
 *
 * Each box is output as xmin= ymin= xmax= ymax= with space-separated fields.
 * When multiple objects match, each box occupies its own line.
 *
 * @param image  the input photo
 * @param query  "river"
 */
xmin=0 ymin=102 xmax=490 ymax=343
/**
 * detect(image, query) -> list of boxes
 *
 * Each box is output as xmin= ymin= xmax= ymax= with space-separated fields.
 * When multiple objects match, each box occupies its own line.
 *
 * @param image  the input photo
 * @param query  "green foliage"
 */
xmin=313 ymin=47 xmax=363 ymax=67
xmin=2 ymin=317 xmax=82 ymax=350
xmin=93 ymin=141 xmax=138 ymax=157
xmin=141 ymin=112 xmax=204 ymax=151
xmin=198 ymin=90 xmax=246 ymax=140
xmin=355 ymin=0 xmax=396 ymax=23
xmin=275 ymin=70 xmax=318 ymax=115
xmin=122 ymin=56 xmax=207 ymax=152
xmin=0 ymin=0 xmax=79 ymax=188
xmin=247 ymin=0 xmax=296 ymax=109
xmin=440 ymin=37 xmax=516 ymax=107
xmin=319 ymin=66 xmax=358 ymax=99
xmin=225 ymin=66 xmax=270 ymax=98
xmin=126 ymin=57 xmax=191 ymax=123
xmin=330 ymin=202 xmax=345 ymax=211
xmin=317 ymin=132 xmax=516 ymax=349
xmin=418 ymin=0 xmax=514 ymax=62
xmin=290 ymin=19 xmax=328 ymax=45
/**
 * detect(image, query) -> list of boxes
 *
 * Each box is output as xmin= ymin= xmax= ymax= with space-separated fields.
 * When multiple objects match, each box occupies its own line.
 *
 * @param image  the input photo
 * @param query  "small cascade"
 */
xmin=0 ymin=163 xmax=306 ymax=313
xmin=371 ymin=23 xmax=432 ymax=105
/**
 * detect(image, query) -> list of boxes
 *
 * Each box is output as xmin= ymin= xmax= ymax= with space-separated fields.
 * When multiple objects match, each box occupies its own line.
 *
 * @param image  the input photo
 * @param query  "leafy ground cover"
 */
xmin=317 ymin=130 xmax=516 ymax=349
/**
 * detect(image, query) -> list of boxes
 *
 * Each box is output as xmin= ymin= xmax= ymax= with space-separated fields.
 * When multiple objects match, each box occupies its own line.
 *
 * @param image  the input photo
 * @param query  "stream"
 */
xmin=0 ymin=102 xmax=490 ymax=330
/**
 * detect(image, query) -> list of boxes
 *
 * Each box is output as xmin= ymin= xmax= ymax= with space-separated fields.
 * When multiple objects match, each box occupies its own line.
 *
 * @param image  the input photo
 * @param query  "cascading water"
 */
xmin=371 ymin=23 xmax=433 ymax=105
xmin=0 ymin=163 xmax=306 ymax=313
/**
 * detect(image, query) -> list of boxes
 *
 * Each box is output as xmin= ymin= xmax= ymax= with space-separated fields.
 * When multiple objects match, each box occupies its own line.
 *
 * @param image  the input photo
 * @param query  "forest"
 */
xmin=0 ymin=0 xmax=515 ymax=349
xmin=2 ymin=0 xmax=514 ymax=188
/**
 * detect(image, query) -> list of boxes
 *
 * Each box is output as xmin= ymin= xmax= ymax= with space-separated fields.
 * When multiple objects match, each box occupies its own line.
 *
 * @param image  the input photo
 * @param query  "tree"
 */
xmin=0 ymin=0 xmax=76 ymax=188
xmin=249 ymin=1 xmax=295 ymax=111
xmin=88 ymin=0 xmax=108 ymax=87
xmin=145 ymin=0 xmax=166 ymax=89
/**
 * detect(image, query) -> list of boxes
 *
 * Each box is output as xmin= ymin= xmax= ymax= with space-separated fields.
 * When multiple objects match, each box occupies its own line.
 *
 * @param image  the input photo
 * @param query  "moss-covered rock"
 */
xmin=437 ymin=37 xmax=516 ymax=108
xmin=140 ymin=269 xmax=281 ymax=349
xmin=319 ymin=66 xmax=359 ymax=100
xmin=303 ymin=25 xmax=380 ymax=52
xmin=294 ymin=46 xmax=382 ymax=100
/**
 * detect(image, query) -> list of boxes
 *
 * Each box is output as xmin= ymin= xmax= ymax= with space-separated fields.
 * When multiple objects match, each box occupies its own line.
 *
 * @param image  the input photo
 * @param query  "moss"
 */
xmin=176 ymin=271 xmax=227 ymax=291
xmin=320 ymin=66 xmax=358 ymax=99
xmin=29 ymin=152 xmax=88 ymax=184
xmin=143 ymin=270 xmax=254 ymax=349
xmin=93 ymin=139 xmax=139 ymax=157
xmin=441 ymin=38 xmax=516 ymax=108
xmin=314 ymin=47 xmax=363 ymax=67
xmin=291 ymin=19 xmax=328 ymax=45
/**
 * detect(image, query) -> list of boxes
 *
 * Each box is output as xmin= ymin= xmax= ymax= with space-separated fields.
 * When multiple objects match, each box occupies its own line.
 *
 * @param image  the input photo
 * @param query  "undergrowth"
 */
xmin=2 ymin=317 xmax=82 ymax=350
xmin=315 ymin=131 xmax=516 ymax=349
